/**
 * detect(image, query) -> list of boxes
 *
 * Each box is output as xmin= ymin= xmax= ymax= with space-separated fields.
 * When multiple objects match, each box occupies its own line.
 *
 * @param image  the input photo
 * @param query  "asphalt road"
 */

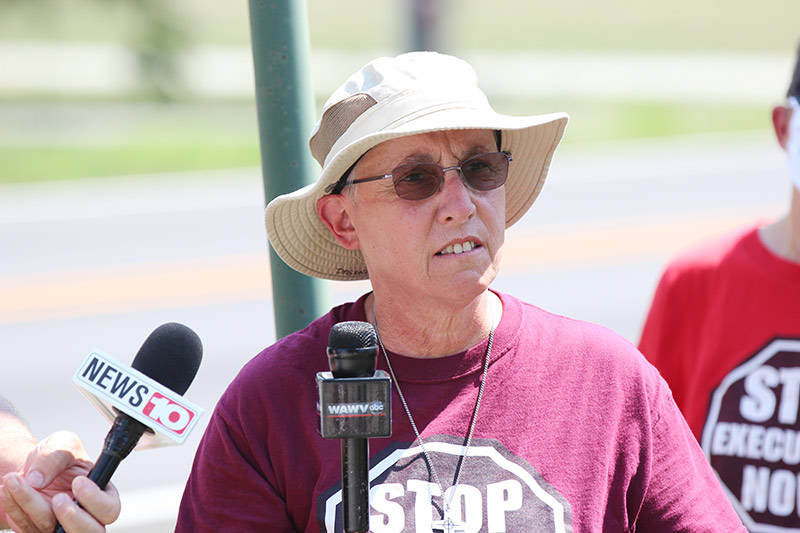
xmin=0 ymin=131 xmax=790 ymax=531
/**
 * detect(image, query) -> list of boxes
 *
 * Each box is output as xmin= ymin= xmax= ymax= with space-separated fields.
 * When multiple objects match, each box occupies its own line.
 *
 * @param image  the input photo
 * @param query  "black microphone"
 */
xmin=317 ymin=321 xmax=391 ymax=533
xmin=54 ymin=322 xmax=202 ymax=533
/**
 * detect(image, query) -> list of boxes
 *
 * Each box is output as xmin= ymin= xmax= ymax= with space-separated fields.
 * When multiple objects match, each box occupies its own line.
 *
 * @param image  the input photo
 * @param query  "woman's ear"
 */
xmin=317 ymin=194 xmax=360 ymax=250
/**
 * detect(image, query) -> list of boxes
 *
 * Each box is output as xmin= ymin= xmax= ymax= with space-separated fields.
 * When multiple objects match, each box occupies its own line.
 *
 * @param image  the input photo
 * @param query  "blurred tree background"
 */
xmin=1 ymin=0 xmax=191 ymax=99
xmin=0 ymin=0 xmax=798 ymax=183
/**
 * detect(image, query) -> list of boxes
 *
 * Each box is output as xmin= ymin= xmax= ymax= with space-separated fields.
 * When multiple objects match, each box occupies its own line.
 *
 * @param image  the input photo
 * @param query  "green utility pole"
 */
xmin=248 ymin=0 xmax=328 ymax=338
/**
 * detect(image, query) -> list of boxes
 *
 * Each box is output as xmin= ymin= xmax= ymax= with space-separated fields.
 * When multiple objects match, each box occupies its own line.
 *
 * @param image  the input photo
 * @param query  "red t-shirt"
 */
xmin=640 ymin=224 xmax=800 ymax=530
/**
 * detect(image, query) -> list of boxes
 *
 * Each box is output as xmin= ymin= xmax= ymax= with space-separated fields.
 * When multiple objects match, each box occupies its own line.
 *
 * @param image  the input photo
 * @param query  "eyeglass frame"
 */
xmin=325 ymin=150 xmax=513 ymax=200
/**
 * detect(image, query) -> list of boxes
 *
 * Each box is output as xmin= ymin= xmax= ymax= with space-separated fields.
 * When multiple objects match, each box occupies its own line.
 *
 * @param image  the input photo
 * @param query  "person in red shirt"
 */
xmin=639 ymin=42 xmax=800 ymax=530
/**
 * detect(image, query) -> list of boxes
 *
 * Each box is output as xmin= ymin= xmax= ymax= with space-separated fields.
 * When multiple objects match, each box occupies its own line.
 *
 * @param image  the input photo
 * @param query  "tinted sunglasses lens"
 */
xmin=392 ymin=164 xmax=443 ymax=200
xmin=462 ymin=152 xmax=509 ymax=191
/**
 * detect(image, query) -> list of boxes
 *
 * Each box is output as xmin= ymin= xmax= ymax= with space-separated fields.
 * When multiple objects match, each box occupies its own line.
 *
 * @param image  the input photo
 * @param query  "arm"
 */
xmin=638 ymin=264 xmax=699 ymax=414
xmin=638 ymin=267 xmax=682 ymax=377
xmin=633 ymin=376 xmax=747 ymax=531
xmin=0 ymin=399 xmax=120 ymax=532
xmin=0 ymin=405 xmax=37 ymax=482
xmin=0 ymin=402 xmax=37 ymax=529
xmin=176 ymin=400 xmax=298 ymax=532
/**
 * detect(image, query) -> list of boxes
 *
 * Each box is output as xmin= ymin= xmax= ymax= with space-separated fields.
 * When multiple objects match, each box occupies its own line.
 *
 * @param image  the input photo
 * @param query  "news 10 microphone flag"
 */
xmin=72 ymin=349 xmax=204 ymax=449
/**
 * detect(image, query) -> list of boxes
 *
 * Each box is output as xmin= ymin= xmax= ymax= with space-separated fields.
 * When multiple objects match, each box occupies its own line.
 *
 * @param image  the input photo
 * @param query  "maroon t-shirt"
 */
xmin=178 ymin=291 xmax=744 ymax=532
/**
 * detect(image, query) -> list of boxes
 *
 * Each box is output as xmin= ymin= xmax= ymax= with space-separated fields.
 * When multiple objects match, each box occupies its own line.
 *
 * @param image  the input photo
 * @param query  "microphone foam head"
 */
xmin=131 ymin=322 xmax=203 ymax=395
xmin=327 ymin=321 xmax=377 ymax=378
xmin=328 ymin=321 xmax=377 ymax=349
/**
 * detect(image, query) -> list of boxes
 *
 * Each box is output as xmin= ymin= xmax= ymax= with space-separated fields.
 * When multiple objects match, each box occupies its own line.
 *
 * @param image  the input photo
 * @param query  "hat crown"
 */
xmin=309 ymin=52 xmax=481 ymax=168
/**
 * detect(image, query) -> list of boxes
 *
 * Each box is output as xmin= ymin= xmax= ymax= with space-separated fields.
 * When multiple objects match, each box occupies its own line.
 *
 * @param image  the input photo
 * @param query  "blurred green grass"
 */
xmin=0 ymin=0 xmax=796 ymax=184
xmin=0 ymin=141 xmax=260 ymax=184
xmin=0 ymin=99 xmax=772 ymax=184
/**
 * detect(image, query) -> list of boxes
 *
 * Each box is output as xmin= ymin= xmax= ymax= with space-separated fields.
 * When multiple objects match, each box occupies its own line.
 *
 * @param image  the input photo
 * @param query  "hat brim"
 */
xmin=265 ymin=109 xmax=568 ymax=281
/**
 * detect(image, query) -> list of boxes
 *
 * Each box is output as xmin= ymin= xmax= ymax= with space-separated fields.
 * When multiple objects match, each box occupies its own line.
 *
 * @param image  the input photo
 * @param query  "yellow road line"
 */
xmin=502 ymin=209 xmax=776 ymax=271
xmin=0 ymin=255 xmax=272 ymax=323
xmin=0 ymin=207 xmax=781 ymax=324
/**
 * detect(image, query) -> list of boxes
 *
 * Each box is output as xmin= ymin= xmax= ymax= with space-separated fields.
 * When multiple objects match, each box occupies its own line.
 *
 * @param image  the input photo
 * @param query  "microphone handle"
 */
xmin=53 ymin=416 xmax=148 ymax=533
xmin=342 ymin=437 xmax=369 ymax=533
xmin=88 ymin=415 xmax=149 ymax=488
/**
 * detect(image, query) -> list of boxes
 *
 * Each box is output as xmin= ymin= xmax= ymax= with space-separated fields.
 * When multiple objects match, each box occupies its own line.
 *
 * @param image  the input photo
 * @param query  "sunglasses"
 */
xmin=330 ymin=151 xmax=513 ymax=201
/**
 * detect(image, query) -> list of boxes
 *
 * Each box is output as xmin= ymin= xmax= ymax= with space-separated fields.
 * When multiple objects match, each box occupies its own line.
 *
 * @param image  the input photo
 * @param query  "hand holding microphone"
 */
xmin=43 ymin=322 xmax=203 ymax=533
xmin=0 ymin=429 xmax=119 ymax=533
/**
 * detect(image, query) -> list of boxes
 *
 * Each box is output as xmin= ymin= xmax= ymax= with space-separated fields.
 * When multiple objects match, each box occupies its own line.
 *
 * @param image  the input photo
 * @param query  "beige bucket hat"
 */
xmin=265 ymin=51 xmax=569 ymax=281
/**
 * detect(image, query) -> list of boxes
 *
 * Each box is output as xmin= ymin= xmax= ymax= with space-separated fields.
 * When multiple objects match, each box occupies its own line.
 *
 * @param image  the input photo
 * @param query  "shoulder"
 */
xmin=503 ymin=293 xmax=653 ymax=379
xmin=217 ymin=297 xmax=368 ymax=412
xmin=635 ymin=228 xmax=765 ymax=379
xmin=658 ymin=224 xmax=760 ymax=286
xmin=515 ymin=294 xmax=636 ymax=348
xmin=499 ymin=294 xmax=669 ymax=431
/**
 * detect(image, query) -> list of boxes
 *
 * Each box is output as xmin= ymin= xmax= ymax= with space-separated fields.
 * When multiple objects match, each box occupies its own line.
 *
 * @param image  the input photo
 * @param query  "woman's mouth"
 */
xmin=436 ymin=240 xmax=477 ymax=255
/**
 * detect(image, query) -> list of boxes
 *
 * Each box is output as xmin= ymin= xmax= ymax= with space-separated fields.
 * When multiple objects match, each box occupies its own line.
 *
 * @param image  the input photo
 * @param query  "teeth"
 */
xmin=440 ymin=241 xmax=475 ymax=255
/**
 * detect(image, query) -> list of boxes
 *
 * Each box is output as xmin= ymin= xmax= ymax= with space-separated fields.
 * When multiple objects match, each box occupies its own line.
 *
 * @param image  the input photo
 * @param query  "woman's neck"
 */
xmin=365 ymin=290 xmax=502 ymax=358
xmin=760 ymin=187 xmax=800 ymax=263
